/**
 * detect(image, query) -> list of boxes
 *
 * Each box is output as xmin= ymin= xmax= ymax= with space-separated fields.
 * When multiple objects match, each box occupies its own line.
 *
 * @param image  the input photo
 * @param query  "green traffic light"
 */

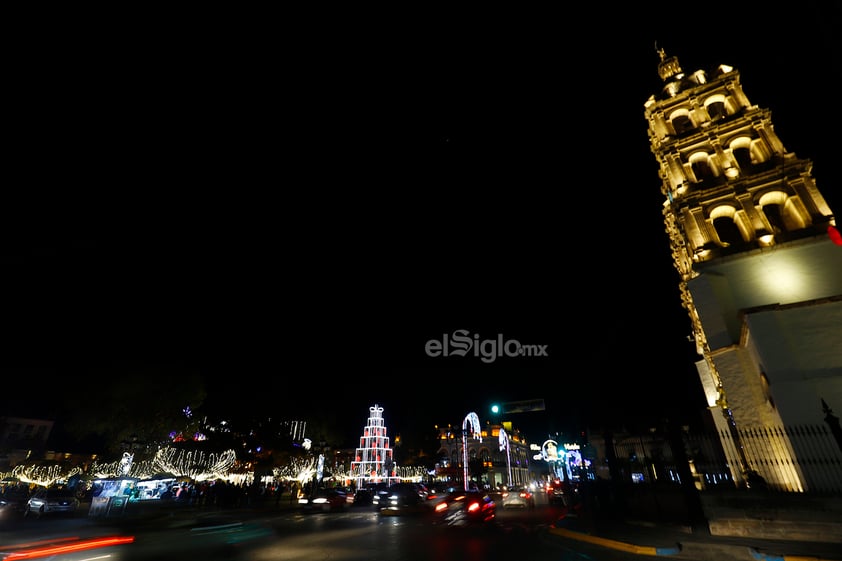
xmin=491 ymin=404 xmax=500 ymax=414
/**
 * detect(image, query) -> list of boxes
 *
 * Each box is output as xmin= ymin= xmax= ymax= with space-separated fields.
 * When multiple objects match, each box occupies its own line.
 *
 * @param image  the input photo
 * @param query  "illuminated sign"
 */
xmin=540 ymin=439 xmax=566 ymax=462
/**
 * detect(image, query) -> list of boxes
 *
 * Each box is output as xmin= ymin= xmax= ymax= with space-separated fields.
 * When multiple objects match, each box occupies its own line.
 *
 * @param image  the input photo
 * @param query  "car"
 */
xmin=369 ymin=483 xmax=399 ymax=509
xmin=298 ymin=488 xmax=350 ymax=512
xmin=424 ymin=483 xmax=461 ymax=501
xmin=0 ymin=487 xmax=29 ymax=522
xmin=353 ymin=482 xmax=388 ymax=506
xmin=547 ymin=480 xmax=573 ymax=506
xmin=334 ymin=485 xmax=356 ymax=504
xmin=500 ymin=485 xmax=534 ymax=509
xmin=431 ymin=489 xmax=497 ymax=526
xmin=24 ymin=487 xmax=80 ymax=518
xmin=377 ymin=482 xmax=431 ymax=516
xmin=0 ymin=497 xmax=22 ymax=523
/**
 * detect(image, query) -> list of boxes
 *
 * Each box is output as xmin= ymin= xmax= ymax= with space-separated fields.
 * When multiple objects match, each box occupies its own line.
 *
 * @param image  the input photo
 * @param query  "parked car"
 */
xmin=500 ymin=485 xmax=534 ymax=509
xmin=431 ymin=489 xmax=497 ymax=526
xmin=0 ymin=487 xmax=29 ymax=521
xmin=298 ymin=488 xmax=350 ymax=512
xmin=24 ymin=487 xmax=80 ymax=518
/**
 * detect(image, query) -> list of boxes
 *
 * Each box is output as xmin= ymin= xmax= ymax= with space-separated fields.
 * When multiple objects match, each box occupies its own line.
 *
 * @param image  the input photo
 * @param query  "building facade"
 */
xmin=433 ymin=421 xmax=536 ymax=489
xmin=0 ymin=416 xmax=54 ymax=468
xmin=645 ymin=50 xmax=842 ymax=491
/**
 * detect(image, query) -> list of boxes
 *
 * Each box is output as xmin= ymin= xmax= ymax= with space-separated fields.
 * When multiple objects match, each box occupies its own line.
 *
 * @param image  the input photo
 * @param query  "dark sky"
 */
xmin=4 ymin=4 xmax=840 ymax=449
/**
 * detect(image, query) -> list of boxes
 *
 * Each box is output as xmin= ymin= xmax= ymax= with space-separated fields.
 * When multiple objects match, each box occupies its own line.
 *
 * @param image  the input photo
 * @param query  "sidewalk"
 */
xmin=549 ymin=513 xmax=842 ymax=561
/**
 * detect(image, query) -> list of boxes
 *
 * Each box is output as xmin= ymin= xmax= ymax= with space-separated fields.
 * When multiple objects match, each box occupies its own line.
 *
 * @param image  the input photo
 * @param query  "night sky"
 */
xmin=3 ymin=4 xmax=840 ymax=450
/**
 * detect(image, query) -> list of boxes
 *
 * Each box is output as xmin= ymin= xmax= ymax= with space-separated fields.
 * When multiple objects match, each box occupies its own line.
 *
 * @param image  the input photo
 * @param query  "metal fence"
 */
xmin=609 ymin=424 xmax=842 ymax=494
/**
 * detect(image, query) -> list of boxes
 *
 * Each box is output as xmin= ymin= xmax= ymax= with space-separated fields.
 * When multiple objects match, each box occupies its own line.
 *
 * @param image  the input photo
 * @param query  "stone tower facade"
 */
xmin=644 ymin=49 xmax=842 ymax=490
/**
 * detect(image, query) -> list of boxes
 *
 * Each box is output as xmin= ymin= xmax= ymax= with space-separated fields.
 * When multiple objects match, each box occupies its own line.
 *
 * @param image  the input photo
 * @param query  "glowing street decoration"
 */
xmin=152 ymin=447 xmax=237 ymax=481
xmin=316 ymin=454 xmax=324 ymax=483
xmin=119 ymin=452 xmax=134 ymax=476
xmin=462 ymin=412 xmax=482 ymax=491
xmin=10 ymin=464 xmax=79 ymax=488
xmin=539 ymin=439 xmax=568 ymax=480
xmin=349 ymin=404 xmax=398 ymax=487
xmin=541 ymin=439 xmax=561 ymax=462
xmin=498 ymin=427 xmax=512 ymax=486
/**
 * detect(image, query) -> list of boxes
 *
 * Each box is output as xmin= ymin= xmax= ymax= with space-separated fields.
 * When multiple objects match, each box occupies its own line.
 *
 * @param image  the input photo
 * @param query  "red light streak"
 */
xmin=2 ymin=535 xmax=134 ymax=560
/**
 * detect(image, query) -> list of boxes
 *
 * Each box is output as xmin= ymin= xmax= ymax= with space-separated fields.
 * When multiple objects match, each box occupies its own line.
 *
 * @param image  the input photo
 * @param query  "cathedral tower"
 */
xmin=644 ymin=49 xmax=842 ymax=491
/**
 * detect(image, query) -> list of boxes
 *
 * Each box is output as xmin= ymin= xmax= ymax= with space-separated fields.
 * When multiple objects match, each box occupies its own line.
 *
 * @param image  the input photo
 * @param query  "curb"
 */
xmin=547 ymin=526 xmax=681 ymax=556
xmin=548 ymin=525 xmax=840 ymax=561
xmin=749 ymin=548 xmax=834 ymax=561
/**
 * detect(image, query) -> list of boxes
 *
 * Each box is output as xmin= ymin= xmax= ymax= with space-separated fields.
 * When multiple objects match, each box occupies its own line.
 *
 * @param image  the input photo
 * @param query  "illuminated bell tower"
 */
xmin=644 ymin=49 xmax=842 ymax=490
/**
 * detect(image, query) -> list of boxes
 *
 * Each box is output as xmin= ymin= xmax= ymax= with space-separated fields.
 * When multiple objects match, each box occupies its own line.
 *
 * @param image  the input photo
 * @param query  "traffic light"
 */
xmin=491 ymin=404 xmax=500 ymax=415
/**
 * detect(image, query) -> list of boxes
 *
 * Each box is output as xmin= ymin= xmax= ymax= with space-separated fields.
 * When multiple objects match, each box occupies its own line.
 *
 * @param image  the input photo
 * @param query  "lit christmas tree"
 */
xmin=349 ymin=404 xmax=399 ymax=488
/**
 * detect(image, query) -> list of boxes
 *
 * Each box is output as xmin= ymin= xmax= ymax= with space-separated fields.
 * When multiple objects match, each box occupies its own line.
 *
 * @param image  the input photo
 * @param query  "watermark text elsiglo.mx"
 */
xmin=424 ymin=329 xmax=548 ymax=364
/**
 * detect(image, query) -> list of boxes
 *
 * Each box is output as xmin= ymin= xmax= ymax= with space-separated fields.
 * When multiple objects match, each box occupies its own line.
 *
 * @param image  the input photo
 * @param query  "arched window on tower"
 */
xmin=733 ymin=146 xmax=752 ymax=170
xmin=704 ymin=93 xmax=730 ymax=123
xmin=759 ymin=191 xmax=807 ymax=234
xmin=689 ymin=151 xmax=715 ymax=183
xmin=707 ymin=100 xmax=727 ymax=121
xmin=728 ymin=136 xmax=754 ymax=174
xmin=669 ymin=108 xmax=695 ymax=136
xmin=709 ymin=204 xmax=746 ymax=247
xmin=713 ymin=216 xmax=743 ymax=247
xmin=691 ymin=159 xmax=713 ymax=182
xmin=672 ymin=114 xmax=694 ymax=135
xmin=763 ymin=203 xmax=786 ymax=235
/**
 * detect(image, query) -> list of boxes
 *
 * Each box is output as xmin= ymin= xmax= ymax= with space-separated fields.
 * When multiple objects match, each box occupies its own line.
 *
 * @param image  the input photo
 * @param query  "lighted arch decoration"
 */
xmin=462 ymin=412 xmax=482 ymax=491
xmin=498 ymin=427 xmax=512 ymax=486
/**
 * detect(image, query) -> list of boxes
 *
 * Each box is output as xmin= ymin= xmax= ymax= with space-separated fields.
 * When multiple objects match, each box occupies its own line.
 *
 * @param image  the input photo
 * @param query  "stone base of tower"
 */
xmin=700 ymin=492 xmax=842 ymax=543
